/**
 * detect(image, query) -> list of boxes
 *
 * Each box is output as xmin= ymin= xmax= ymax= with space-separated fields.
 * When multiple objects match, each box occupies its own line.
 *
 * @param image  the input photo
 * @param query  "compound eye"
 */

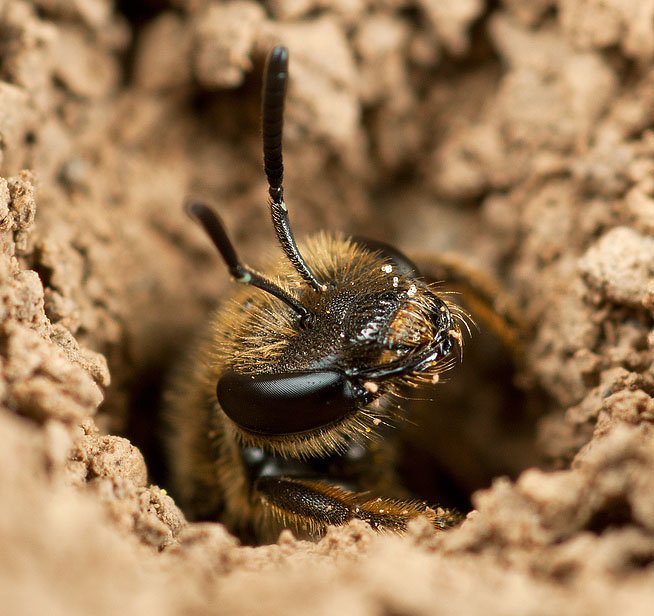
xmin=216 ymin=370 xmax=373 ymax=435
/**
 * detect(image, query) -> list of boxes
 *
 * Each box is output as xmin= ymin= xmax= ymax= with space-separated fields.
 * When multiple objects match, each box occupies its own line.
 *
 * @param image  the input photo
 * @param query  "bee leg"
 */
xmin=255 ymin=477 xmax=461 ymax=535
xmin=412 ymin=252 xmax=526 ymax=359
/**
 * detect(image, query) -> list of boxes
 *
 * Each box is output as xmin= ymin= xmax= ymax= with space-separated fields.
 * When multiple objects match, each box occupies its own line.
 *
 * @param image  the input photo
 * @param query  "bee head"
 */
xmin=279 ymin=236 xmax=462 ymax=387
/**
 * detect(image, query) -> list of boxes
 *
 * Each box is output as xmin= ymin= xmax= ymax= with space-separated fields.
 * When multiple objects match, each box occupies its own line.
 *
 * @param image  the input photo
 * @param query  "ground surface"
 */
xmin=1 ymin=1 xmax=654 ymax=614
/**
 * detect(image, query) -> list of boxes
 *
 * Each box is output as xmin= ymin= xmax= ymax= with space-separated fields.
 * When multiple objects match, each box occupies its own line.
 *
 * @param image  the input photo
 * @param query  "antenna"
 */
xmin=186 ymin=201 xmax=312 ymax=322
xmin=262 ymin=46 xmax=325 ymax=292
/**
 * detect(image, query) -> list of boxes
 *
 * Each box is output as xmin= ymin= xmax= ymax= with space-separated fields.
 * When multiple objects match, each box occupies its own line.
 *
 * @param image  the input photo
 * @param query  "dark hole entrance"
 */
xmin=118 ymin=302 xmax=544 ymax=530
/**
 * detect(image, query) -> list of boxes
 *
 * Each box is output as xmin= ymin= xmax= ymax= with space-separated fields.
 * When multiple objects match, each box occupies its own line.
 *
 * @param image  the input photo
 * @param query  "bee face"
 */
xmin=166 ymin=46 xmax=464 ymax=541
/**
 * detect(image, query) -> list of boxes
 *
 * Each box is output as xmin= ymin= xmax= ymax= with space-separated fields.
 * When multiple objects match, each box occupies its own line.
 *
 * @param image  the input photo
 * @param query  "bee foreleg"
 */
xmin=255 ymin=477 xmax=461 ymax=535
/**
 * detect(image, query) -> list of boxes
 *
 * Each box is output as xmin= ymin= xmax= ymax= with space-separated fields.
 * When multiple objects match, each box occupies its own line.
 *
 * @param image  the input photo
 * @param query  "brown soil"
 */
xmin=2 ymin=1 xmax=654 ymax=614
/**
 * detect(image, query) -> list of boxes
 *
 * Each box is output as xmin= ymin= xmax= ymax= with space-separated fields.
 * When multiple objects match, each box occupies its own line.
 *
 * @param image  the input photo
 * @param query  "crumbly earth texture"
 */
xmin=1 ymin=1 xmax=654 ymax=614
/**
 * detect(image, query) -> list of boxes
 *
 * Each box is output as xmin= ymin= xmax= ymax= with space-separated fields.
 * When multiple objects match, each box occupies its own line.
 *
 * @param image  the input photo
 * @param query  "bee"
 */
xmin=166 ymin=45 xmax=487 ymax=543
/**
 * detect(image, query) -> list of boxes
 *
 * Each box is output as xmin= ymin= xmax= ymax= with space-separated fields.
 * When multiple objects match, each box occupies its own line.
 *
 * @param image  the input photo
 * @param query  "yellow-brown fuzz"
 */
xmin=165 ymin=232 xmax=465 ymax=540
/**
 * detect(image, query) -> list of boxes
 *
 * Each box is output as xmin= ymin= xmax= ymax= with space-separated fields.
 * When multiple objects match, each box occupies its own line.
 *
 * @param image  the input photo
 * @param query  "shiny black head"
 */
xmin=186 ymin=46 xmax=463 ymax=456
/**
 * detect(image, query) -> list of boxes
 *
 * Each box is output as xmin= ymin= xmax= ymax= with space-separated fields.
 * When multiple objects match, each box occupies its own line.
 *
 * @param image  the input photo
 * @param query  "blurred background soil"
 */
xmin=1 ymin=0 xmax=654 ymax=614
